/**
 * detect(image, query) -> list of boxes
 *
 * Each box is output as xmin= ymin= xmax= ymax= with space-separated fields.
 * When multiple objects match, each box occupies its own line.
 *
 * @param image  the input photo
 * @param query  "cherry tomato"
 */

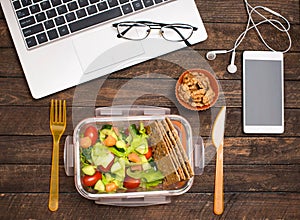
xmin=80 ymin=136 xmax=92 ymax=148
xmin=103 ymin=135 xmax=117 ymax=147
xmin=128 ymin=152 xmax=141 ymax=163
xmin=144 ymin=147 xmax=152 ymax=160
xmin=123 ymin=176 xmax=141 ymax=189
xmin=105 ymin=182 xmax=118 ymax=192
xmin=84 ymin=126 xmax=98 ymax=145
xmin=82 ymin=171 xmax=102 ymax=187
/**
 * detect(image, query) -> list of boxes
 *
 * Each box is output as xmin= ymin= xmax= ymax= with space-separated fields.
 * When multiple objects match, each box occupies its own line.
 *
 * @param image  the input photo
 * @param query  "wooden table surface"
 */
xmin=0 ymin=0 xmax=299 ymax=219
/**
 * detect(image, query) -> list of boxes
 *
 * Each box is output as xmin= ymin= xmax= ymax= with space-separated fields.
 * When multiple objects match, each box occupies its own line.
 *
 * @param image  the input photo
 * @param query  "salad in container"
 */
xmin=64 ymin=106 xmax=204 ymax=206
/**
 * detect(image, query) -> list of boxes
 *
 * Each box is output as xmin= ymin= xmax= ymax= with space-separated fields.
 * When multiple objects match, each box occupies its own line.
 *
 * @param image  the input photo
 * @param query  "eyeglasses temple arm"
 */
xmin=168 ymin=26 xmax=192 ymax=47
xmin=115 ymin=25 xmax=134 ymax=38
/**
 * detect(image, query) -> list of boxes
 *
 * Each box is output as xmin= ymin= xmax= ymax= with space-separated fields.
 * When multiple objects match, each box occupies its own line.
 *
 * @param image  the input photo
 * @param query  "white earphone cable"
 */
xmin=205 ymin=0 xmax=292 ymax=73
xmin=229 ymin=0 xmax=292 ymax=54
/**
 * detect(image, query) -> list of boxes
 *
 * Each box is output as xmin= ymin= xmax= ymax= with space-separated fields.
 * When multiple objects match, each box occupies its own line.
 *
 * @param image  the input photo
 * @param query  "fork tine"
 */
xmin=55 ymin=100 xmax=58 ymax=122
xmin=63 ymin=100 xmax=66 ymax=123
xmin=58 ymin=100 xmax=62 ymax=122
xmin=50 ymin=99 xmax=54 ymax=123
xmin=59 ymin=100 xmax=66 ymax=123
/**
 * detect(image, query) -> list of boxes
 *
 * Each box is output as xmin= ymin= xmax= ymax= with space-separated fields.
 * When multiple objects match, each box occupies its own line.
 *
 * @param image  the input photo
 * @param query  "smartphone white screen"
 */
xmin=243 ymin=51 xmax=284 ymax=133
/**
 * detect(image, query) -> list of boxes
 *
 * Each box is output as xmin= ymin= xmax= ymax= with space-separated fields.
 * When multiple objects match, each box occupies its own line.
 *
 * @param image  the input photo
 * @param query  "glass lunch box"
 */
xmin=64 ymin=106 xmax=204 ymax=206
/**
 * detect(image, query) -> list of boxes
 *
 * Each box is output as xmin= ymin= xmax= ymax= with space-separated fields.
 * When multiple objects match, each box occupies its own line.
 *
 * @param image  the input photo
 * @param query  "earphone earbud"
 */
xmin=227 ymin=63 xmax=237 ymax=74
xmin=206 ymin=50 xmax=237 ymax=73
xmin=227 ymin=51 xmax=237 ymax=73
xmin=206 ymin=50 xmax=227 ymax=60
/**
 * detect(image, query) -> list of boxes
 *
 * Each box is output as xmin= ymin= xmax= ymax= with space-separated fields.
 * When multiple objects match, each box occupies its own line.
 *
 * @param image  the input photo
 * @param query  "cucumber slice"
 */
xmin=94 ymin=180 xmax=105 ymax=192
xmin=111 ymin=161 xmax=122 ymax=173
xmin=82 ymin=165 xmax=96 ymax=176
xmin=135 ymin=144 xmax=148 ymax=154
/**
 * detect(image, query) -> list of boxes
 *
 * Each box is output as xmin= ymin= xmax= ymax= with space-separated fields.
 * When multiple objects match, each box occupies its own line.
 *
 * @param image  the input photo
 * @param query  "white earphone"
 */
xmin=227 ymin=51 xmax=237 ymax=74
xmin=206 ymin=50 xmax=227 ymax=61
xmin=206 ymin=50 xmax=237 ymax=73
xmin=206 ymin=0 xmax=291 ymax=74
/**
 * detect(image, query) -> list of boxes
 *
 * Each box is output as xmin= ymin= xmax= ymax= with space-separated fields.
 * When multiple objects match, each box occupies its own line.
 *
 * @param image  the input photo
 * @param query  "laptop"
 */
xmin=1 ymin=0 xmax=207 ymax=99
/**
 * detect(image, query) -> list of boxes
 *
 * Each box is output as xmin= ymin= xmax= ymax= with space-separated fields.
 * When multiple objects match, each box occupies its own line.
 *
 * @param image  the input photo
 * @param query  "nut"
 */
xmin=177 ymin=71 xmax=216 ymax=108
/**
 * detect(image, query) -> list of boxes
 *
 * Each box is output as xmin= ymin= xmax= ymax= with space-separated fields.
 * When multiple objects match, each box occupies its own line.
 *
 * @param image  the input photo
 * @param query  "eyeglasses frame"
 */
xmin=112 ymin=21 xmax=198 ymax=47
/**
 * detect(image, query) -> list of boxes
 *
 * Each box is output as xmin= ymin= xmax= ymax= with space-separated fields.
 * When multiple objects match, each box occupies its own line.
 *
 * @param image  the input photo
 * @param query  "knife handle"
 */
xmin=214 ymin=143 xmax=224 ymax=215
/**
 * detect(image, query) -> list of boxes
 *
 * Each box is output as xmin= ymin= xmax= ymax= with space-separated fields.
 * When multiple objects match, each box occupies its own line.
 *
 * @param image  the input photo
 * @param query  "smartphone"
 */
xmin=243 ymin=51 xmax=284 ymax=134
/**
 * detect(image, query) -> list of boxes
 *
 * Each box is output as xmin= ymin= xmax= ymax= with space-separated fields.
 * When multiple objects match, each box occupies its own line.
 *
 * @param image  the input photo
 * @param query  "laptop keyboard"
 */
xmin=11 ymin=0 xmax=170 ymax=49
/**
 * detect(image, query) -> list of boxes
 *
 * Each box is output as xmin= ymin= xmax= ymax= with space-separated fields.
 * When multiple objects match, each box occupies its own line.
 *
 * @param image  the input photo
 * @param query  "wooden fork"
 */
xmin=48 ymin=99 xmax=66 ymax=212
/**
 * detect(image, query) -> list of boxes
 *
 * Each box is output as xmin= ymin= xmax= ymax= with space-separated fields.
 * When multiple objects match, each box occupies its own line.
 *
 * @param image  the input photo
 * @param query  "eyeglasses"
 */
xmin=112 ymin=21 xmax=198 ymax=46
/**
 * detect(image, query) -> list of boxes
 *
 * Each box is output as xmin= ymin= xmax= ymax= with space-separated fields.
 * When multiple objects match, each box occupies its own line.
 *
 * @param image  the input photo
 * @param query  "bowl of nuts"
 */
xmin=175 ymin=69 xmax=219 ymax=111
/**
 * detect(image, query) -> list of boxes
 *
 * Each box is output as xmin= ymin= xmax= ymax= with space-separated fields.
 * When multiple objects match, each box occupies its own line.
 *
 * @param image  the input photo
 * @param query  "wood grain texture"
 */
xmin=0 ymin=0 xmax=299 ymax=218
xmin=0 ymin=193 xmax=299 ymax=219
xmin=0 ymin=78 xmax=299 ymax=108
xmin=196 ymin=0 xmax=300 ymax=24
xmin=0 ymin=107 xmax=299 ymax=136
xmin=0 ymin=164 xmax=299 ymax=193
xmin=0 ymin=136 xmax=299 ymax=165
xmin=0 ymin=49 xmax=299 ymax=81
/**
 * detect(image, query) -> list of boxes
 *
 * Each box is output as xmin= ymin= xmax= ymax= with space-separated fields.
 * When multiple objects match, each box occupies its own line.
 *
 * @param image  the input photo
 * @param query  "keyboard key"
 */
xmin=107 ymin=0 xmax=118 ymax=7
xmin=13 ymin=1 xmax=22 ymax=10
xmin=122 ymin=4 xmax=133 ymax=14
xmin=36 ymin=12 xmax=46 ymax=22
xmin=51 ymin=0 xmax=62 ymax=7
xmin=97 ymin=2 xmax=108 ymax=11
xmin=25 ymin=36 xmax=37 ymax=48
xmin=67 ymin=2 xmax=78 ymax=11
xmin=44 ymin=20 xmax=55 ymax=29
xmin=132 ymin=0 xmax=143 ymax=10
xmin=69 ymin=7 xmax=122 ymax=32
xmin=37 ymin=32 xmax=48 ymax=44
xmin=47 ymin=29 xmax=59 ymax=40
xmin=58 ymin=25 xmax=69 ymax=36
xmin=57 ymin=5 xmax=68 ymax=14
xmin=65 ymin=12 xmax=76 ymax=22
xmin=16 ymin=0 xmax=169 ymax=48
xmin=78 ymin=0 xmax=89 ymax=7
xmin=143 ymin=0 xmax=154 ymax=7
xmin=87 ymin=5 xmax=97 ymax=15
xmin=55 ymin=16 xmax=65 ymax=25
xmin=30 ymin=4 xmax=41 ymax=14
xmin=21 ymin=0 xmax=32 ymax=7
xmin=46 ymin=9 xmax=57 ymax=18
xmin=19 ymin=16 xmax=36 ymax=28
xmin=23 ymin=23 xmax=44 ymax=37
xmin=76 ymin=9 xmax=87 ymax=18
xmin=16 ymin=8 xmax=30 ymax=19
xmin=41 ymin=1 xmax=51 ymax=10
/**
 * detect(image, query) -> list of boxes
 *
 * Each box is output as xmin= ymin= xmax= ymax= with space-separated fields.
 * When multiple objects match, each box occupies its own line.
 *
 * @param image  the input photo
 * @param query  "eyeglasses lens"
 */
xmin=117 ymin=23 xmax=150 ymax=40
xmin=161 ymin=24 xmax=193 ymax=41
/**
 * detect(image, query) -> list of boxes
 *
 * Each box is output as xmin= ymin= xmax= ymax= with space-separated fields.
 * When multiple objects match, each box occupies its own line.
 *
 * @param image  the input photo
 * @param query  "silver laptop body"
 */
xmin=1 ymin=0 xmax=207 ymax=98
